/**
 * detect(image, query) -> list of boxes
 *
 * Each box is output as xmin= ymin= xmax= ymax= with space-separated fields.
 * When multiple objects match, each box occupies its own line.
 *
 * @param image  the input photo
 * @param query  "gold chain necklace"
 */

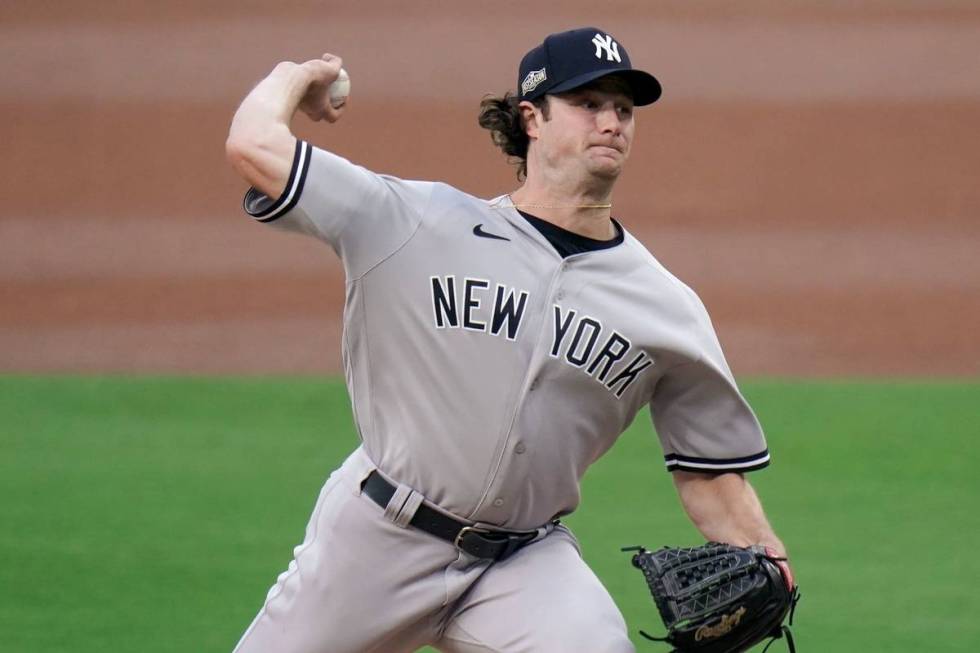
xmin=489 ymin=197 xmax=612 ymax=210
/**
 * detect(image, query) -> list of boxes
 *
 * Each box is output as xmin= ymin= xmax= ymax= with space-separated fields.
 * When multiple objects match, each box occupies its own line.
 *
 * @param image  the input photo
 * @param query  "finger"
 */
xmin=322 ymin=101 xmax=346 ymax=124
xmin=305 ymin=100 xmax=345 ymax=123
xmin=776 ymin=559 xmax=795 ymax=591
xmin=301 ymin=56 xmax=343 ymax=85
xmin=319 ymin=53 xmax=343 ymax=78
xmin=764 ymin=546 xmax=795 ymax=591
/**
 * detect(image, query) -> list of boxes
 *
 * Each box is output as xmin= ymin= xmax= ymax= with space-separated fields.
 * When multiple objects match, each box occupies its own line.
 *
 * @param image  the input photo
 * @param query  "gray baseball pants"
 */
xmin=232 ymin=447 xmax=634 ymax=653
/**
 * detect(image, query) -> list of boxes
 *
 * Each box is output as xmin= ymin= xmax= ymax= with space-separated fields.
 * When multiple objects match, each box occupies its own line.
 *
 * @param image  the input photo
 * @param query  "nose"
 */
xmin=596 ymin=105 xmax=622 ymax=135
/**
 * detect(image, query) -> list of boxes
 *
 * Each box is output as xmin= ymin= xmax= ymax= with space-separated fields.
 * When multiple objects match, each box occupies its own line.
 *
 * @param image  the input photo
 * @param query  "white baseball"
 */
xmin=329 ymin=68 xmax=350 ymax=108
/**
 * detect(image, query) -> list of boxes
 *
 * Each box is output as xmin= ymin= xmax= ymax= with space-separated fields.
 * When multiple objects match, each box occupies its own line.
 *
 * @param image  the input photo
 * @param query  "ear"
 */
xmin=518 ymin=100 xmax=543 ymax=140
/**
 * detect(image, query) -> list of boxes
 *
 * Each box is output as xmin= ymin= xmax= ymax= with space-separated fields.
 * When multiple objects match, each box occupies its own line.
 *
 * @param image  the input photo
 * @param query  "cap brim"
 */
xmin=547 ymin=69 xmax=662 ymax=106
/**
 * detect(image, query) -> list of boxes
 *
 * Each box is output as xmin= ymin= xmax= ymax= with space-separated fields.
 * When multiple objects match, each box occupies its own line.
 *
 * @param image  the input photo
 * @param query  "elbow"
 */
xmin=224 ymin=133 xmax=246 ymax=174
xmin=224 ymin=123 xmax=268 ymax=172
xmin=224 ymin=132 xmax=258 ymax=179
xmin=224 ymin=123 xmax=291 ymax=187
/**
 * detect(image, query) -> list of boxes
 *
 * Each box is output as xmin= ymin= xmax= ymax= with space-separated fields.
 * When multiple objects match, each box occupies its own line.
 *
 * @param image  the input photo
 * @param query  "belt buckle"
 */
xmin=453 ymin=525 xmax=493 ymax=550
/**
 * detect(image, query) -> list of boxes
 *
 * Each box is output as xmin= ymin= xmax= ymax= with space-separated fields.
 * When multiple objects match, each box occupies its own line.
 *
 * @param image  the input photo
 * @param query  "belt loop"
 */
xmin=534 ymin=521 xmax=557 ymax=542
xmin=384 ymin=483 xmax=423 ymax=528
xmin=395 ymin=489 xmax=423 ymax=528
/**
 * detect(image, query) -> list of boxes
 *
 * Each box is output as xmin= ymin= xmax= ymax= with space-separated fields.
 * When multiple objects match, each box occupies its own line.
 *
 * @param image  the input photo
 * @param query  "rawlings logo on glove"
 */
xmin=695 ymin=606 xmax=746 ymax=640
xmin=622 ymin=542 xmax=800 ymax=653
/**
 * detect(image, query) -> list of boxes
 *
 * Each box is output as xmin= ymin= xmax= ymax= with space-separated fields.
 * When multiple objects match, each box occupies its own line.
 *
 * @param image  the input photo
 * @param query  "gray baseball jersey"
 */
xmin=244 ymin=139 xmax=769 ymax=532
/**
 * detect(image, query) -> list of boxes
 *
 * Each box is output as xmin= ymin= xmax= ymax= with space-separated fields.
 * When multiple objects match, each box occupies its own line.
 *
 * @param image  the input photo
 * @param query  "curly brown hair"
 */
xmin=477 ymin=92 xmax=550 ymax=180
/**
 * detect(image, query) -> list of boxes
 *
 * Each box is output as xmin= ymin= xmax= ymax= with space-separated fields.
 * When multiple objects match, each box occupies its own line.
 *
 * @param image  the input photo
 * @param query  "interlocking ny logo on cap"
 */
xmin=521 ymin=67 xmax=547 ymax=94
xmin=591 ymin=33 xmax=621 ymax=62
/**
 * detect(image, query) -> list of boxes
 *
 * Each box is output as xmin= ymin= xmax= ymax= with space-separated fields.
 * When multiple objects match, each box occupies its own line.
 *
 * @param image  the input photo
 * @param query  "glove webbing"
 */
xmin=624 ymin=546 xmax=801 ymax=653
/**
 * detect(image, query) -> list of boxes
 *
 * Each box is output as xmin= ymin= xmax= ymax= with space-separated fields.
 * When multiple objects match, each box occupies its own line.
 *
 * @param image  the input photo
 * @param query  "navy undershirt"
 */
xmin=518 ymin=210 xmax=624 ymax=258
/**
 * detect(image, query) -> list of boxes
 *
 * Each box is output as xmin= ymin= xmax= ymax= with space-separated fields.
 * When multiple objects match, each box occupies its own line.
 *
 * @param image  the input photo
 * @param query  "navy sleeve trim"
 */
xmin=242 ymin=139 xmax=312 ymax=223
xmin=664 ymin=449 xmax=771 ymax=473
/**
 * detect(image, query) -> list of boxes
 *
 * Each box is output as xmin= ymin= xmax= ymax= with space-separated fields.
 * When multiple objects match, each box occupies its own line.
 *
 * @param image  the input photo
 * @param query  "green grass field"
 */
xmin=2 ymin=377 xmax=978 ymax=652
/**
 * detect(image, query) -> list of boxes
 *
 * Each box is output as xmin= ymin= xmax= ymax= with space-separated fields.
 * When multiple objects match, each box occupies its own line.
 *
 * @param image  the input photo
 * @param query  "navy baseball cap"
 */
xmin=518 ymin=27 xmax=662 ymax=106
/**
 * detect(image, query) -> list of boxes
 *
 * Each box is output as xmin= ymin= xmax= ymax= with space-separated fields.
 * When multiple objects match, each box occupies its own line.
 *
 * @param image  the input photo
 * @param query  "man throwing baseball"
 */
xmin=226 ymin=27 xmax=792 ymax=653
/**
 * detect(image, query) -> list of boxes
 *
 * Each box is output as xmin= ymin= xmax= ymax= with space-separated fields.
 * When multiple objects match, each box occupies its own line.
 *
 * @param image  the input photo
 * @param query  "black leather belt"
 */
xmin=361 ymin=470 xmax=542 ymax=561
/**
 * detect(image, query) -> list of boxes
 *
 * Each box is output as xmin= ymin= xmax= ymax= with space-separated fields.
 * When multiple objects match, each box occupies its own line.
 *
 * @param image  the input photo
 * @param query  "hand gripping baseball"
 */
xmin=298 ymin=53 xmax=348 ymax=123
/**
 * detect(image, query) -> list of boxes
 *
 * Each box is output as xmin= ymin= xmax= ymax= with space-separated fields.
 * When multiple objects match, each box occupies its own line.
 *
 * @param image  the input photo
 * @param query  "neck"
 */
xmin=509 ymin=177 xmax=616 ymax=240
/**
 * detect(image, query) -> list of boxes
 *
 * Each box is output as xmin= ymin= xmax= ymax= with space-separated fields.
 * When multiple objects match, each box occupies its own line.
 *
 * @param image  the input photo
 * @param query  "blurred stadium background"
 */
xmin=2 ymin=0 xmax=978 ymax=376
xmin=1 ymin=1 xmax=978 ymax=651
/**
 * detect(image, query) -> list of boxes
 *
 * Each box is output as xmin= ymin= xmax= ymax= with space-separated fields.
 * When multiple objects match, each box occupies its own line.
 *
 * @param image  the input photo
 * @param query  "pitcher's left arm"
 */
xmin=672 ymin=470 xmax=794 ymax=588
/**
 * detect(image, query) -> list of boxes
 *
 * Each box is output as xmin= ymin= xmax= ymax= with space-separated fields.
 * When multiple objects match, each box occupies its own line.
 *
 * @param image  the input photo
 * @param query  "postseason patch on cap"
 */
xmin=521 ymin=68 xmax=547 ymax=95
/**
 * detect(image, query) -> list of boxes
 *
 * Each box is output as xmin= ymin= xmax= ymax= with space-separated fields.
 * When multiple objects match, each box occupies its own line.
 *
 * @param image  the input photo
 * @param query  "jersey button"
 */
xmin=515 ymin=442 xmax=526 ymax=454
xmin=492 ymin=498 xmax=505 ymax=507
xmin=556 ymin=291 xmax=565 ymax=300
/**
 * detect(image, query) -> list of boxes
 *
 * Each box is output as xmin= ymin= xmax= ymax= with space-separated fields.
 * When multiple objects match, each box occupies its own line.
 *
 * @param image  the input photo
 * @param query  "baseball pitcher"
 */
xmin=225 ymin=27 xmax=793 ymax=653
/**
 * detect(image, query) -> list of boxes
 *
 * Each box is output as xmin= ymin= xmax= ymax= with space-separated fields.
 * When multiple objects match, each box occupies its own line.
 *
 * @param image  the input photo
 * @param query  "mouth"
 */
xmin=589 ymin=144 xmax=624 ymax=158
xmin=590 ymin=142 xmax=624 ymax=154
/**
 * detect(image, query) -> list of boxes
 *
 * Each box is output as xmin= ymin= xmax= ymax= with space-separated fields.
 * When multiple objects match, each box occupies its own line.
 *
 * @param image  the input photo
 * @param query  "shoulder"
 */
xmin=302 ymin=147 xmax=487 ymax=216
xmin=619 ymin=229 xmax=710 ymax=319
xmin=402 ymin=181 xmax=504 ymax=223
xmin=424 ymin=181 xmax=489 ymax=205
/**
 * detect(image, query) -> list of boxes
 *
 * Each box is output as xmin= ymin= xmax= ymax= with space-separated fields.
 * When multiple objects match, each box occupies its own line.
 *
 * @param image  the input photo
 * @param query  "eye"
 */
xmin=617 ymin=104 xmax=634 ymax=118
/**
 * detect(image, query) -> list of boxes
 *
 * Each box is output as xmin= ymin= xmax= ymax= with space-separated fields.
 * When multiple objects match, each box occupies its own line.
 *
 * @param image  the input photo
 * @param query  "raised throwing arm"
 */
xmin=225 ymin=53 xmax=346 ymax=199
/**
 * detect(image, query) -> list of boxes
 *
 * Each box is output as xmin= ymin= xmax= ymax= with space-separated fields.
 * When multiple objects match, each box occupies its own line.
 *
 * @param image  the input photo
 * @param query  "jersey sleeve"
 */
xmin=242 ymin=140 xmax=433 ymax=279
xmin=649 ymin=293 xmax=770 ymax=474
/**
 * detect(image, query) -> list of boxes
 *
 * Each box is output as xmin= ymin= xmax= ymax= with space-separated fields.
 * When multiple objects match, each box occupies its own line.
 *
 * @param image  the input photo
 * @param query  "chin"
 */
xmin=587 ymin=161 xmax=623 ymax=180
xmin=585 ymin=151 xmax=625 ymax=179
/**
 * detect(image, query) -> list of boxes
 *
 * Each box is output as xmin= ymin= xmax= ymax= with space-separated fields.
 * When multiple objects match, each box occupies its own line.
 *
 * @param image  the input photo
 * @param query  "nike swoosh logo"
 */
xmin=473 ymin=224 xmax=510 ymax=241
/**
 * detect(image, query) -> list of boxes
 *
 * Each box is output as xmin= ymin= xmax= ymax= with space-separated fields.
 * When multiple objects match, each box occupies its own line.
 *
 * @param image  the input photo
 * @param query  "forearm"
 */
xmin=226 ymin=55 xmax=343 ymax=199
xmin=672 ymin=471 xmax=786 ymax=556
xmin=225 ymin=63 xmax=311 ymax=197
xmin=230 ymin=62 xmax=311 ymax=145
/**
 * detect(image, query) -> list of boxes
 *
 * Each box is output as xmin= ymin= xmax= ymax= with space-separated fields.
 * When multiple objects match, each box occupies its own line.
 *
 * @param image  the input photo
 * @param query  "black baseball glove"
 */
xmin=622 ymin=542 xmax=800 ymax=653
